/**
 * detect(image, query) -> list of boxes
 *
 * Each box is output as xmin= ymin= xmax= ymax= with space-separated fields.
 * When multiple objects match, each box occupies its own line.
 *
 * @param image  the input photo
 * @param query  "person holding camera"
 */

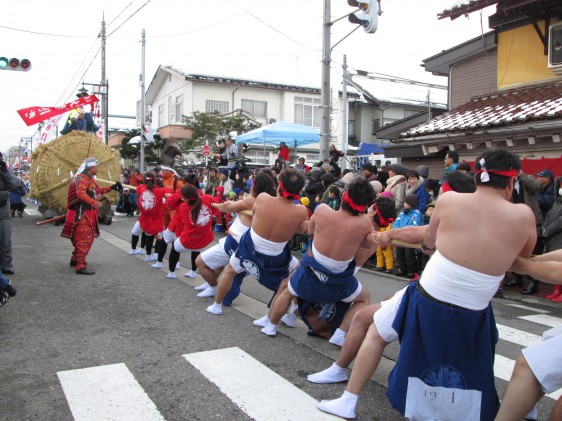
xmin=0 ymin=152 xmax=24 ymax=275
xmin=60 ymin=157 xmax=122 ymax=275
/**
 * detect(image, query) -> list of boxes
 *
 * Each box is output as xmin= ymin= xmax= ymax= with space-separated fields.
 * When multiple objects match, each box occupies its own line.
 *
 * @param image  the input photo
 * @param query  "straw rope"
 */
xmin=29 ymin=131 xmax=120 ymax=213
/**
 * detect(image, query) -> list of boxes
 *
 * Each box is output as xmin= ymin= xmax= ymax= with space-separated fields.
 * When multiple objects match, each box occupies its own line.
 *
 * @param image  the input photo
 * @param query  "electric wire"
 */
xmin=107 ymin=0 xmax=154 ymax=38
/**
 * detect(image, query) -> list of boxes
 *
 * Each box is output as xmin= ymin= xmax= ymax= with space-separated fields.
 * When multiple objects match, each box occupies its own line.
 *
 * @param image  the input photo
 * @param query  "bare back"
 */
xmin=252 ymin=193 xmax=308 ymax=243
xmin=310 ymin=204 xmax=374 ymax=261
xmin=426 ymin=188 xmax=537 ymax=276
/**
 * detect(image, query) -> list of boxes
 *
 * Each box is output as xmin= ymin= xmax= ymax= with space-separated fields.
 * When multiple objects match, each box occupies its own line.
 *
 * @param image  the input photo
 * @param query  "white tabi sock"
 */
xmin=166 ymin=271 xmax=177 ymax=279
xmin=317 ymin=390 xmax=358 ymax=419
xmin=206 ymin=303 xmax=223 ymax=315
xmin=328 ymin=328 xmax=346 ymax=347
xmin=253 ymin=315 xmax=270 ymax=327
xmin=307 ymin=362 xmax=348 ymax=384
xmin=194 ymin=282 xmax=210 ymax=291
xmin=260 ymin=322 xmax=277 ymax=336
xmin=197 ymin=286 xmax=216 ymax=298
xmin=354 ymin=266 xmax=361 ymax=275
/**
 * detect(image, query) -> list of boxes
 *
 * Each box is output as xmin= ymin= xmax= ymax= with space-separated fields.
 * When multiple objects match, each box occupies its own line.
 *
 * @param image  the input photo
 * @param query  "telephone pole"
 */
xmin=101 ymin=17 xmax=108 ymax=145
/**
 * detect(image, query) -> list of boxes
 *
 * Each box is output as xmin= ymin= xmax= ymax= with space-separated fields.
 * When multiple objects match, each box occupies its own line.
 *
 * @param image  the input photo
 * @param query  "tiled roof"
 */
xmin=438 ymin=0 xmax=498 ymax=20
xmin=403 ymin=82 xmax=562 ymax=138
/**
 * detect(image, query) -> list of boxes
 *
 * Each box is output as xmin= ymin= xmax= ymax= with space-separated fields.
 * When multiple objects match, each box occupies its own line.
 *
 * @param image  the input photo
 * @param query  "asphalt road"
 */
xmin=1 ymin=203 xmax=561 ymax=420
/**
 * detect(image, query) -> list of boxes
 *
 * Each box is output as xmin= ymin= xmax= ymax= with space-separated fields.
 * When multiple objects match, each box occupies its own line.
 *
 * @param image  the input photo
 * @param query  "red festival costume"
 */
xmin=61 ymin=172 xmax=112 ymax=271
xmin=136 ymin=184 xmax=173 ymax=236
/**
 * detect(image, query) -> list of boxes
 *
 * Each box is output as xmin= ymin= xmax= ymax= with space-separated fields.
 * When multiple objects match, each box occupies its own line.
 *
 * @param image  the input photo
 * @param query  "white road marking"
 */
xmin=57 ymin=363 xmax=166 ymax=421
xmin=497 ymin=324 xmax=542 ymax=347
xmin=519 ymin=314 xmax=562 ymax=328
xmin=184 ymin=347 xmax=341 ymax=420
xmin=504 ymin=303 xmax=550 ymax=314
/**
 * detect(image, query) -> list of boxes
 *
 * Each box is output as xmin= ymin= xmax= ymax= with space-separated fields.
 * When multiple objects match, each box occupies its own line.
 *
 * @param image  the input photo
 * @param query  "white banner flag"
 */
xmin=37 ymin=115 xmax=63 ymax=146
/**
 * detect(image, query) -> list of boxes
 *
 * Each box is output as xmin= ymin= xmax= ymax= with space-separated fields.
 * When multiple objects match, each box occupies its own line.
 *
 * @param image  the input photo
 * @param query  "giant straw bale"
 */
xmin=29 ymin=131 xmax=120 ymax=213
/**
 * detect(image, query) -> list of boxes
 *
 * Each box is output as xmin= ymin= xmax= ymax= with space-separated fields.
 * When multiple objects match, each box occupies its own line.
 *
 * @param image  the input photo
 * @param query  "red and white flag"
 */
xmin=17 ymin=95 xmax=99 ymax=127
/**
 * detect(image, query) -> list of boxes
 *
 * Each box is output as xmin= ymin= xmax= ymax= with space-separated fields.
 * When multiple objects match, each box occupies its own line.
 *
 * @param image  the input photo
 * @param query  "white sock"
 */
xmin=151 ymin=261 xmax=162 ymax=269
xmin=307 ymin=362 xmax=348 ymax=384
xmin=197 ymin=286 xmax=216 ymax=298
xmin=194 ymin=282 xmax=210 ymax=291
xmin=166 ymin=271 xmax=176 ymax=279
xmin=354 ymin=266 xmax=361 ymax=275
xmin=328 ymin=328 xmax=346 ymax=347
xmin=253 ymin=315 xmax=270 ymax=327
xmin=206 ymin=303 xmax=222 ymax=315
xmin=260 ymin=322 xmax=277 ymax=336
xmin=317 ymin=390 xmax=358 ymax=419
xmin=281 ymin=312 xmax=297 ymax=328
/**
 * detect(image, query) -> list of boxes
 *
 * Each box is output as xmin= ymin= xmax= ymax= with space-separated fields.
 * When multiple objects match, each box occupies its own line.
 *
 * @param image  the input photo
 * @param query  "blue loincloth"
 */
xmin=386 ymin=281 xmax=499 ymax=421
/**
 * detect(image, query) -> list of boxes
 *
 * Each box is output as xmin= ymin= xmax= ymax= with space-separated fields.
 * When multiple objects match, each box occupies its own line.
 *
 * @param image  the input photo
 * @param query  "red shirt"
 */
xmin=178 ymin=194 xmax=216 ymax=250
xmin=136 ymin=185 xmax=173 ymax=235
xmin=278 ymin=145 xmax=290 ymax=162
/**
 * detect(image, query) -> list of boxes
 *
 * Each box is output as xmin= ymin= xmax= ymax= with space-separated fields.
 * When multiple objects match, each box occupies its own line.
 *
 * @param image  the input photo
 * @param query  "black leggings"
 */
xmin=167 ymin=246 xmax=200 ymax=272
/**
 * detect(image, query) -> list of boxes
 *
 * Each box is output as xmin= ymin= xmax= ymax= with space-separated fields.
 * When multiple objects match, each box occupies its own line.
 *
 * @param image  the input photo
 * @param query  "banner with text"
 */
xmin=17 ymin=95 xmax=99 ymax=127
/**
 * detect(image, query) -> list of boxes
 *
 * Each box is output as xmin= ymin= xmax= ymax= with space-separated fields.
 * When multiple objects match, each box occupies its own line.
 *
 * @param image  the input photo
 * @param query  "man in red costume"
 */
xmin=61 ymin=157 xmax=122 ymax=275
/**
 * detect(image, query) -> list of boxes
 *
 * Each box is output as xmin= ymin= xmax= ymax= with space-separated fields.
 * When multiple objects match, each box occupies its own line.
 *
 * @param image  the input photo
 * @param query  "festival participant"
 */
xmin=61 ymin=157 xmax=122 ymax=275
xmin=194 ymin=172 xmax=276 ymax=298
xmin=316 ymin=149 xmax=537 ymax=420
xmin=496 ymin=249 xmax=562 ymax=421
xmin=261 ymin=176 xmax=375 ymax=340
xmin=166 ymin=184 xmax=215 ymax=279
xmin=129 ymin=172 xmax=172 ymax=260
xmin=207 ymin=168 xmax=308 ymax=316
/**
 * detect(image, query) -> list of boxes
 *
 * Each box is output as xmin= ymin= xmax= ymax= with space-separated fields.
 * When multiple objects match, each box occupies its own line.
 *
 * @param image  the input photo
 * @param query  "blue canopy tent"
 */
xmin=356 ymin=142 xmax=386 ymax=169
xmin=236 ymin=121 xmax=320 ymax=164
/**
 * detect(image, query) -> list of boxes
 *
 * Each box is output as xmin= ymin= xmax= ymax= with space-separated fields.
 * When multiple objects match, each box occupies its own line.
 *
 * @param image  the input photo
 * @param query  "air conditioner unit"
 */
xmin=548 ymin=21 xmax=562 ymax=75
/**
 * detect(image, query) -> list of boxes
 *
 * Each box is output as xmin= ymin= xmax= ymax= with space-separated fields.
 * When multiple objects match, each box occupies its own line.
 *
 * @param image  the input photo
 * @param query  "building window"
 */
xmin=294 ymin=96 xmax=321 ymax=128
xmin=306 ymin=154 xmax=319 ymax=163
xmin=404 ymin=109 xmax=418 ymax=118
xmin=175 ymin=95 xmax=184 ymax=123
xmin=348 ymin=120 xmax=355 ymax=137
xmin=244 ymin=150 xmax=270 ymax=165
xmin=206 ymin=100 xmax=229 ymax=114
xmin=158 ymin=104 xmax=165 ymax=127
xmin=168 ymin=96 xmax=174 ymax=124
xmin=241 ymin=99 xmax=267 ymax=119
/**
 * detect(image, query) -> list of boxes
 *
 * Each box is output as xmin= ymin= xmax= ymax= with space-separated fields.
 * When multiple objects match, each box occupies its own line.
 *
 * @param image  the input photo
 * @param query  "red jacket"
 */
xmin=136 ymin=185 xmax=173 ymax=235
xmin=178 ymin=194 xmax=216 ymax=250
xmin=278 ymin=145 xmax=290 ymax=162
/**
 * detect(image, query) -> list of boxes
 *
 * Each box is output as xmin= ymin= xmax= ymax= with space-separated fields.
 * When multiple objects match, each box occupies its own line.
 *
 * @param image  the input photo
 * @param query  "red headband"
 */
xmin=374 ymin=203 xmax=394 ymax=227
xmin=278 ymin=181 xmax=300 ymax=201
xmin=441 ymin=181 xmax=453 ymax=193
xmin=342 ymin=191 xmax=367 ymax=213
xmin=475 ymin=169 xmax=518 ymax=179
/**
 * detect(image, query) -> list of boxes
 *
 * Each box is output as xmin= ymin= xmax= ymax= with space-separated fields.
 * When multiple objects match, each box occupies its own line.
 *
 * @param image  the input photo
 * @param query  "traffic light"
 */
xmin=348 ymin=0 xmax=379 ymax=34
xmin=0 ymin=57 xmax=31 ymax=71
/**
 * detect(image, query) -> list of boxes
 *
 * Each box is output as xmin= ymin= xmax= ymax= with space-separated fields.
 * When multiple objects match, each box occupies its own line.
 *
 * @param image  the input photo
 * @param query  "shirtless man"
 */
xmin=207 ymin=168 xmax=308 ymax=316
xmin=194 ymin=172 xmax=276 ymax=298
xmin=317 ymin=148 xmax=537 ymax=420
xmin=308 ymin=170 xmax=477 ymax=385
xmin=261 ymin=177 xmax=375 ymax=338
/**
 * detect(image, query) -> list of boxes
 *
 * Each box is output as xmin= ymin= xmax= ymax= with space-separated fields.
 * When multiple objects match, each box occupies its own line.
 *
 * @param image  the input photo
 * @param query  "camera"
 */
xmin=0 ymin=280 xmax=16 ymax=307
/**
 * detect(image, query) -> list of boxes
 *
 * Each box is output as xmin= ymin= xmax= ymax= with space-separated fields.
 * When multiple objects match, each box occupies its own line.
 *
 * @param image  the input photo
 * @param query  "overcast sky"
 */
xmin=0 ymin=0 xmax=495 ymax=153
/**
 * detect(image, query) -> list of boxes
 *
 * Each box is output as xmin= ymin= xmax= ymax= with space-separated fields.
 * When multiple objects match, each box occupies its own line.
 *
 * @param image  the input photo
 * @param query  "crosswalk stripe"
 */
xmin=497 ymin=324 xmax=542 ymax=347
xmin=184 ymin=347 xmax=340 ymax=420
xmin=57 ymin=363 xmax=166 ymax=421
xmin=504 ymin=304 xmax=550 ymax=314
xmin=519 ymin=314 xmax=562 ymax=328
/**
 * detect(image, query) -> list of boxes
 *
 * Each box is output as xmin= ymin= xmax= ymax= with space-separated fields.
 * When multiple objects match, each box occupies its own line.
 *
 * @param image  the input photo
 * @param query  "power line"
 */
xmin=107 ymin=0 xmax=139 ymax=28
xmin=107 ymin=0 xmax=154 ymax=38
xmin=0 ymin=24 xmax=91 ymax=38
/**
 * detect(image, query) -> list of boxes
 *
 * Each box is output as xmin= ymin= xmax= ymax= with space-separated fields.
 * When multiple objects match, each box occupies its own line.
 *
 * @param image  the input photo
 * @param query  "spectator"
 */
xmin=440 ymin=150 xmax=459 ymax=183
xmin=424 ymin=178 xmax=440 ymax=202
xmin=129 ymin=169 xmax=143 ymax=187
xmin=304 ymin=168 xmax=324 ymax=210
xmin=457 ymin=162 xmax=471 ymax=173
xmin=360 ymin=163 xmax=377 ymax=182
xmin=0 ymin=153 xmax=23 ymax=275
xmin=216 ymin=137 xmax=238 ymax=168
xmin=320 ymin=173 xmax=335 ymax=201
xmin=538 ymin=176 xmax=562 ymax=302
xmin=505 ymin=171 xmax=543 ymax=291
xmin=329 ymin=144 xmax=344 ymax=164
xmin=218 ymin=168 xmax=233 ymax=198
xmin=369 ymin=180 xmax=383 ymax=197
xmin=203 ymin=167 xmax=220 ymax=195
xmin=294 ymin=157 xmax=310 ymax=173
xmin=392 ymin=194 xmax=422 ymax=278
xmin=385 ymin=164 xmax=407 ymax=213
xmin=377 ymin=165 xmax=390 ymax=188
xmin=9 ymin=181 xmax=28 ymax=217
xmin=415 ymin=164 xmax=429 ymax=180
xmin=323 ymin=186 xmax=341 ymax=210
xmin=536 ymin=169 xmax=555 ymax=219
xmin=278 ymin=142 xmax=290 ymax=165
xmin=116 ymin=188 xmax=137 ymax=217
xmin=406 ymin=169 xmax=429 ymax=214
xmin=373 ymin=196 xmax=396 ymax=274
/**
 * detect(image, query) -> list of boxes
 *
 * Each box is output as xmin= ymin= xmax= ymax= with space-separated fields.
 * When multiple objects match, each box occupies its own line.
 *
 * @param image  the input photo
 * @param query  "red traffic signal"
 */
xmin=0 ymin=57 xmax=32 ymax=71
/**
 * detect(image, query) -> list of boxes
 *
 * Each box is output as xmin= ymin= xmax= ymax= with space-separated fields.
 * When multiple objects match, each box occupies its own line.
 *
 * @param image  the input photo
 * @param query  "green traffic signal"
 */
xmin=0 ymin=57 xmax=31 ymax=71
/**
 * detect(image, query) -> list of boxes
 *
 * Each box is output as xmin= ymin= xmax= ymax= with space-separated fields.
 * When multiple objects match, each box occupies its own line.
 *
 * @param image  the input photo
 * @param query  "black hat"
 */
xmin=362 ymin=162 xmax=377 ymax=174
xmin=404 ymin=194 xmax=418 ymax=208
xmin=536 ymin=169 xmax=554 ymax=180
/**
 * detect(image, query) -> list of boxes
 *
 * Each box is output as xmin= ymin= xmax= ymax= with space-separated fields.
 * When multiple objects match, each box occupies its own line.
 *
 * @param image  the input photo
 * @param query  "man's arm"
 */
xmin=218 ymin=196 xmax=254 ymax=213
xmin=511 ymin=256 xmax=562 ymax=284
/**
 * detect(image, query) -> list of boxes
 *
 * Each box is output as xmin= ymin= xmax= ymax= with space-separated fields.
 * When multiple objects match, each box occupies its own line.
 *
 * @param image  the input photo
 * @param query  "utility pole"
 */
xmin=140 ymin=28 xmax=146 ymax=173
xmin=341 ymin=55 xmax=348 ymax=170
xmin=101 ymin=17 xmax=108 ymax=145
xmin=320 ymin=0 xmax=331 ymax=161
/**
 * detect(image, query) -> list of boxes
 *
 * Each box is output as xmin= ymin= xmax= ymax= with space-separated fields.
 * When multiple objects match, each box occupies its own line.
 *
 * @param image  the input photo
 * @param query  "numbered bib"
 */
xmin=405 ymin=377 xmax=481 ymax=421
